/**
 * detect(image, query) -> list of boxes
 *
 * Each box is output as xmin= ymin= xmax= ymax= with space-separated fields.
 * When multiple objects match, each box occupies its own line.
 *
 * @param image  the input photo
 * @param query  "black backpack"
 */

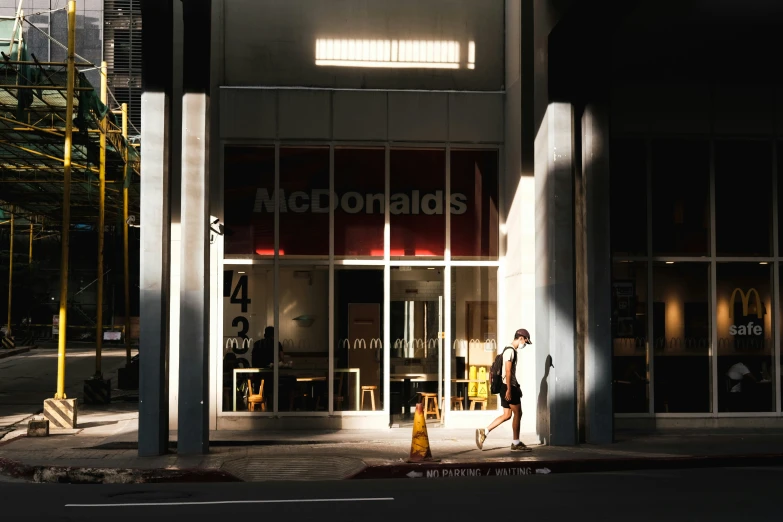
xmin=490 ymin=347 xmax=517 ymax=394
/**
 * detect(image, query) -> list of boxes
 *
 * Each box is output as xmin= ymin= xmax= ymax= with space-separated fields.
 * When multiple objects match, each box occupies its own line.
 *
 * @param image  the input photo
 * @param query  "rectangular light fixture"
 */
xmin=315 ymin=38 xmax=475 ymax=69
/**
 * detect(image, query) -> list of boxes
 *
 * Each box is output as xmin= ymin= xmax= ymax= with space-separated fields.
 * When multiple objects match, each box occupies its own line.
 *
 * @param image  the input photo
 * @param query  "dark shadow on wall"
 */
xmin=536 ymin=354 xmax=554 ymax=445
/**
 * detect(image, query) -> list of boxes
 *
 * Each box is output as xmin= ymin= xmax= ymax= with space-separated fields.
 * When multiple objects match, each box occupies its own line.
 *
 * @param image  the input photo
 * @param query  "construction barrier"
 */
xmin=1 ymin=336 xmax=15 ymax=350
xmin=43 ymin=398 xmax=78 ymax=429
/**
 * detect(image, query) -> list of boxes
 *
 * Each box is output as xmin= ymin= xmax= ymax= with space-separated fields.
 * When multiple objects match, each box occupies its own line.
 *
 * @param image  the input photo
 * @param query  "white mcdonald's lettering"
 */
xmin=253 ymin=189 xmax=468 ymax=215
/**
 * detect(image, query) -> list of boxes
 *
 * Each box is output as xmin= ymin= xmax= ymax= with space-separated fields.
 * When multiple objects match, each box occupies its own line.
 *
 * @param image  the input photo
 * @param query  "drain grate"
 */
xmin=221 ymin=456 xmax=366 ymax=482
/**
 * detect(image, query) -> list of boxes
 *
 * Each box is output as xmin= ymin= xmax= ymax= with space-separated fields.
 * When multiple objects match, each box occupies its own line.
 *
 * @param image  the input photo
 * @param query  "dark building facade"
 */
xmin=137 ymin=0 xmax=783 ymax=454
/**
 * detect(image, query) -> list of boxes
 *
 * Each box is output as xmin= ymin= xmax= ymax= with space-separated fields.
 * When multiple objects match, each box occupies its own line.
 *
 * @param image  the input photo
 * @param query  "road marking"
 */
xmin=66 ymin=497 xmax=395 ymax=508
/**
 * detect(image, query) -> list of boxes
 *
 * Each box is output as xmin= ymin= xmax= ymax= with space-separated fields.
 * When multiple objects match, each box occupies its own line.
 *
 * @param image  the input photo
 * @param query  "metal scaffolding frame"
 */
xmin=0 ymin=1 xmax=140 ymax=394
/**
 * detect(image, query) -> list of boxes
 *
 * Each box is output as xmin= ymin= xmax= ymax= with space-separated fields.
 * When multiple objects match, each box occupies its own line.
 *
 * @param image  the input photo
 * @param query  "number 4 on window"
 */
xmin=230 ymin=274 xmax=251 ymax=313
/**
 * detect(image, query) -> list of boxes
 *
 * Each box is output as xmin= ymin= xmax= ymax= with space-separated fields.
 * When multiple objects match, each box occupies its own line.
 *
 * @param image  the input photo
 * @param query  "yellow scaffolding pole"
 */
xmin=95 ymin=60 xmax=108 ymax=378
xmin=55 ymin=0 xmax=76 ymax=400
xmin=28 ymin=221 xmax=32 ymax=265
xmin=122 ymin=102 xmax=131 ymax=365
xmin=6 ymin=206 xmax=13 ymax=338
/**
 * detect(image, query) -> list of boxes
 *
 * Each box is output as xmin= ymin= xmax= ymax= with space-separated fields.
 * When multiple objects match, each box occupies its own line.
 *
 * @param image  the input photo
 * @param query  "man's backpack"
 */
xmin=490 ymin=347 xmax=517 ymax=394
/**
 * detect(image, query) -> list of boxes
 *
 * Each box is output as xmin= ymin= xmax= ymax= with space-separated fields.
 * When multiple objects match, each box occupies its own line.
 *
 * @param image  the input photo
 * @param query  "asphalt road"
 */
xmin=2 ymin=467 xmax=782 ymax=521
xmin=0 ymin=347 xmax=131 ymax=429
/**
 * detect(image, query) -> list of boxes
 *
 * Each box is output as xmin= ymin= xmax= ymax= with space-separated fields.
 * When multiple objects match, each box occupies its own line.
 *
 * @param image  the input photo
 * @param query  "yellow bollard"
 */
xmin=407 ymin=403 xmax=434 ymax=463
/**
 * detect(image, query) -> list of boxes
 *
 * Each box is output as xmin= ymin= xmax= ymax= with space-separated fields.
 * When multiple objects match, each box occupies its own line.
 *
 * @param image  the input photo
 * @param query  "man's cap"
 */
xmin=515 ymin=329 xmax=532 ymax=344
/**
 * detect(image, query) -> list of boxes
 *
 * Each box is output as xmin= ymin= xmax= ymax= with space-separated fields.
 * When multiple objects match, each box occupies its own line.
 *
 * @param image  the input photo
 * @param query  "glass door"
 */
xmin=389 ymin=266 xmax=445 ymax=427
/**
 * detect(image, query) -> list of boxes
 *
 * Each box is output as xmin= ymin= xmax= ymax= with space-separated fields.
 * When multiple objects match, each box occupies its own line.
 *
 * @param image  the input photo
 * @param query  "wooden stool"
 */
xmin=420 ymin=392 xmax=440 ymax=420
xmin=361 ymin=385 xmax=378 ymax=411
xmin=469 ymin=397 xmax=487 ymax=410
xmin=247 ymin=379 xmax=266 ymax=412
xmin=441 ymin=396 xmax=465 ymax=411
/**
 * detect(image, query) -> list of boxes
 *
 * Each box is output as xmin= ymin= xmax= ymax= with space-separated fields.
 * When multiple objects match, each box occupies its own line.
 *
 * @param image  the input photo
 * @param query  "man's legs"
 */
xmin=475 ymin=406 xmax=510 ymax=449
xmin=510 ymin=403 xmax=521 ymax=441
xmin=487 ymin=407 xmax=512 ymax=434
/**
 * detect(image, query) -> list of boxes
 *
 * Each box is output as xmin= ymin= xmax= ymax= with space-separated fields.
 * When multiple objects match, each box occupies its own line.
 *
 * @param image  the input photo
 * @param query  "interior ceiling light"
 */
xmin=315 ymin=38 xmax=476 ymax=69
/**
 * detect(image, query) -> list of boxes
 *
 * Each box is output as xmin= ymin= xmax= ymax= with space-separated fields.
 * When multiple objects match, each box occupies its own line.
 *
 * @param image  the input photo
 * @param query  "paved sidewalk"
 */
xmin=1 ymin=403 xmax=783 ymax=483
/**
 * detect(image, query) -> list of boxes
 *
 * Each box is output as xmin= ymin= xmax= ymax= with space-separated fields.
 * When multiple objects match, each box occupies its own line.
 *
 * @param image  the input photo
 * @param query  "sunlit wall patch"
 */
xmin=315 ymin=39 xmax=476 ymax=69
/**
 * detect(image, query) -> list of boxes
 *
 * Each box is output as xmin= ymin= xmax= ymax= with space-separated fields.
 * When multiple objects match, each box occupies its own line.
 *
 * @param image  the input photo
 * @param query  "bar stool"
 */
xmin=420 ymin=392 xmax=440 ymax=420
xmin=469 ymin=397 xmax=487 ymax=410
xmin=247 ymin=379 xmax=266 ymax=412
xmin=361 ymin=385 xmax=378 ymax=411
xmin=441 ymin=396 xmax=464 ymax=412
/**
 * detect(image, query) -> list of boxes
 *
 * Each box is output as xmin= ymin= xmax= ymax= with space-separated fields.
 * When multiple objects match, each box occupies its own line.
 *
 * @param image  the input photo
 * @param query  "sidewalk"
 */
xmin=1 ymin=402 xmax=783 ymax=483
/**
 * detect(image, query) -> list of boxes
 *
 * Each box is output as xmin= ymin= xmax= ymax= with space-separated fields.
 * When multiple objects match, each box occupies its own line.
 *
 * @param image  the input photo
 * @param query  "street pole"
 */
xmin=6 ymin=206 xmax=13 ymax=338
xmin=122 ymin=102 xmax=131 ymax=365
xmin=28 ymin=221 xmax=32 ymax=265
xmin=54 ymin=0 xmax=76 ymax=401
xmin=95 ymin=60 xmax=107 ymax=378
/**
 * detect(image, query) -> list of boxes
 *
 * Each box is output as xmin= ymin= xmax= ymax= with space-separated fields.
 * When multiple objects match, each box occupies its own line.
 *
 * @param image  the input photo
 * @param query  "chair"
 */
xmin=247 ymin=378 xmax=266 ymax=412
xmin=420 ymin=392 xmax=440 ymax=420
xmin=361 ymin=385 xmax=378 ymax=411
xmin=469 ymin=397 xmax=487 ymax=410
xmin=334 ymin=373 xmax=345 ymax=410
xmin=441 ymin=396 xmax=465 ymax=412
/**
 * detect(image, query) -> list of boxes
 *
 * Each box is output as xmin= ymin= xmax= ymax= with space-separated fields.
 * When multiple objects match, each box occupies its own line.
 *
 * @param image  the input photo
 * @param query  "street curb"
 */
xmin=350 ymin=453 xmax=783 ymax=479
xmin=0 ymin=457 xmax=243 ymax=484
xmin=0 ymin=346 xmax=35 ymax=359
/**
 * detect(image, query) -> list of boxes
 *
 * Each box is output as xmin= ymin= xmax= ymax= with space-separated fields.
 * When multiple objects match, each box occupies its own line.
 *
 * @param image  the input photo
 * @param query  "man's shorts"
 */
xmin=499 ymin=383 xmax=522 ymax=408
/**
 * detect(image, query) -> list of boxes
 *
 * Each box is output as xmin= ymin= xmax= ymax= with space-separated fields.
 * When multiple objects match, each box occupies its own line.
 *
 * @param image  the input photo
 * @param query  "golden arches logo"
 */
xmin=729 ymin=288 xmax=763 ymax=320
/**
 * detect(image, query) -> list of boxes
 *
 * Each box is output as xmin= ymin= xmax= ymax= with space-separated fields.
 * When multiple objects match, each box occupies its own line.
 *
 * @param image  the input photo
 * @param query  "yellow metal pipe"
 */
xmin=0 ymin=139 xmax=100 ymax=173
xmin=95 ymin=60 xmax=108 ymax=378
xmin=55 ymin=0 xmax=76 ymax=400
xmin=28 ymin=221 xmax=32 ymax=265
xmin=122 ymin=102 xmax=131 ymax=364
xmin=6 ymin=206 xmax=13 ymax=338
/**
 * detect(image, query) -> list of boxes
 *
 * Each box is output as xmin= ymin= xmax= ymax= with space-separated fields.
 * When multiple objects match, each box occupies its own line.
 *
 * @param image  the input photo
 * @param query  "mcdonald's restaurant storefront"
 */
xmin=217 ymin=145 xmax=504 ymax=430
xmin=610 ymin=139 xmax=783 ymax=422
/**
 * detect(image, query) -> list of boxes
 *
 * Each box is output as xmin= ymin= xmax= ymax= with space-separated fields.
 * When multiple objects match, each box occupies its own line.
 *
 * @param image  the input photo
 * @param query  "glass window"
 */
xmin=450 ymin=267 xmax=498 ymax=412
xmin=715 ymin=141 xmax=773 ymax=256
xmin=612 ymin=261 xmax=649 ymax=413
xmin=652 ymin=262 xmax=711 ymax=413
xmin=279 ymin=148 xmax=330 ymax=258
xmin=334 ymin=267 xmax=384 ymax=411
xmin=717 ymin=263 xmax=774 ymax=412
xmin=450 ymin=150 xmax=499 ymax=260
xmin=610 ymin=139 xmax=647 ymax=256
xmin=390 ymin=267 xmax=445 ymax=425
xmin=277 ymin=266 xmax=329 ymax=412
xmin=223 ymin=146 xmax=274 ymax=257
xmin=651 ymin=140 xmax=710 ymax=256
xmin=222 ymin=265 xmax=274 ymax=412
xmin=334 ymin=148 xmax=385 ymax=259
xmin=390 ymin=149 xmax=446 ymax=259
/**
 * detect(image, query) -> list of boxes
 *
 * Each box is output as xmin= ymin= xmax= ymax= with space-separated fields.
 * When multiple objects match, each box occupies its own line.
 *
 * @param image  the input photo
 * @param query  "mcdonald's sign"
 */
xmin=729 ymin=288 xmax=764 ymax=336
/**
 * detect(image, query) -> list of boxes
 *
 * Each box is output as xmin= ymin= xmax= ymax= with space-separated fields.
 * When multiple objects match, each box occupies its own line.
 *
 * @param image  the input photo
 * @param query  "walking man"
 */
xmin=475 ymin=328 xmax=532 ymax=451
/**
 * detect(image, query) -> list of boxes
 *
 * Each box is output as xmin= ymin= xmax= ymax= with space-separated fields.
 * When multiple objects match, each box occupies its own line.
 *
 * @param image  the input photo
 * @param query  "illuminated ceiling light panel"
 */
xmin=315 ymin=39 xmax=476 ymax=69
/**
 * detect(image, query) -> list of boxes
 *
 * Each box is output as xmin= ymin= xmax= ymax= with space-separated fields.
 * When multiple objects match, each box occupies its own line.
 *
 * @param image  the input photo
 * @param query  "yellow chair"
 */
xmin=247 ymin=378 xmax=266 ymax=412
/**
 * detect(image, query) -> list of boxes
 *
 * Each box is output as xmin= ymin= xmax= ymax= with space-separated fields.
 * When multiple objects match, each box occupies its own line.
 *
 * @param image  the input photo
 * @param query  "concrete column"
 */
xmin=535 ymin=101 xmax=577 ymax=446
xmin=583 ymin=104 xmax=613 ymax=444
xmin=177 ymin=0 xmax=212 ymax=456
xmin=138 ymin=0 xmax=174 ymax=457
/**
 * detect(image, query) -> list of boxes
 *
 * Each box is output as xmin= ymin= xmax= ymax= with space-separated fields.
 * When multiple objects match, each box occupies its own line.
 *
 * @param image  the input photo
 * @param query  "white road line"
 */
xmin=66 ymin=497 xmax=395 ymax=508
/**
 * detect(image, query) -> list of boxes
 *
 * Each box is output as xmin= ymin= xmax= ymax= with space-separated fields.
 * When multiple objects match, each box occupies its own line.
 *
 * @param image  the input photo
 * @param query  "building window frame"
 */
xmin=612 ymin=134 xmax=782 ymax=418
xmin=218 ymin=140 xmax=503 ymax=422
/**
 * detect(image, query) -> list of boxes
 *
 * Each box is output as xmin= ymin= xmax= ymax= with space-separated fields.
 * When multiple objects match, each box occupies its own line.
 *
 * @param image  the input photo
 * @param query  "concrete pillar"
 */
xmin=535 ymin=101 xmax=578 ymax=446
xmin=177 ymin=0 xmax=211 ymax=456
xmin=138 ymin=0 xmax=174 ymax=457
xmin=168 ymin=0 xmax=184 ymax=433
xmin=582 ymin=102 xmax=613 ymax=444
